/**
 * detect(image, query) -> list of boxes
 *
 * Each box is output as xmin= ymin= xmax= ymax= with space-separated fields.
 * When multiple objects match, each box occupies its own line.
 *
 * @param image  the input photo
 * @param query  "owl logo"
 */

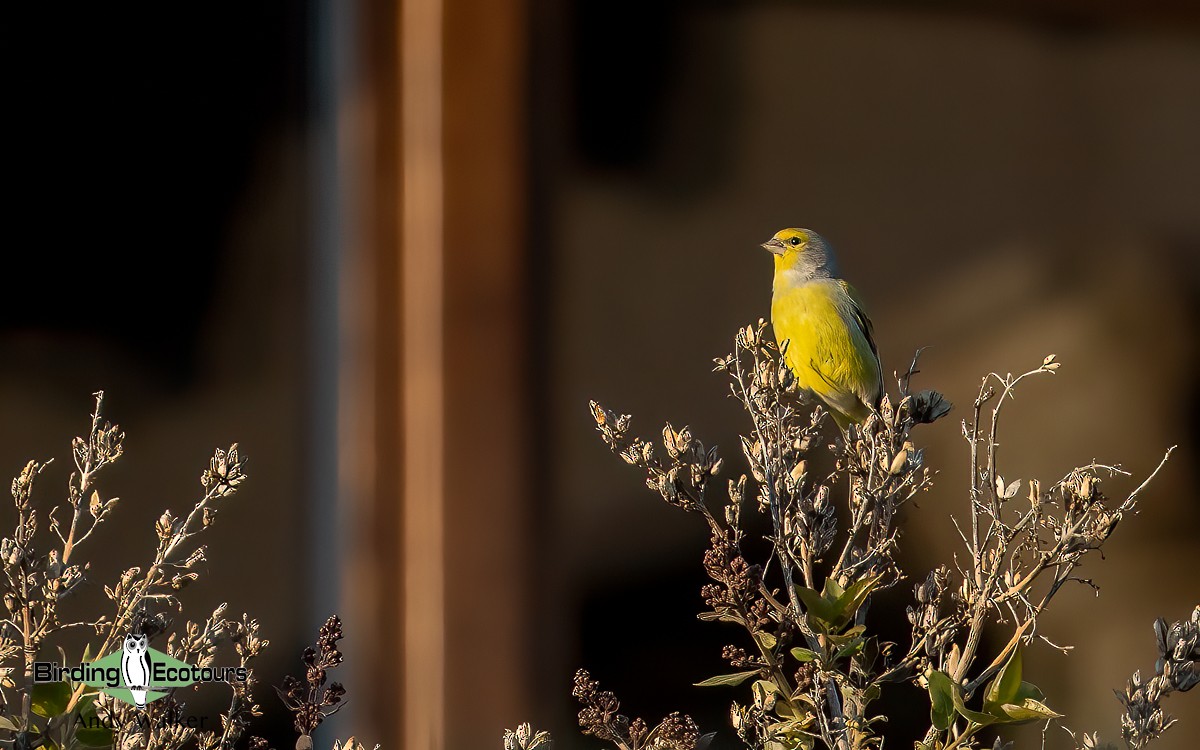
xmin=120 ymin=634 xmax=152 ymax=710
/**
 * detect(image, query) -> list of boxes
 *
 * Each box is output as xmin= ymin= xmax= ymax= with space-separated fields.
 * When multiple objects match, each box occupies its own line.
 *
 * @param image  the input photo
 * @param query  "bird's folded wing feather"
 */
xmin=837 ymin=280 xmax=883 ymax=407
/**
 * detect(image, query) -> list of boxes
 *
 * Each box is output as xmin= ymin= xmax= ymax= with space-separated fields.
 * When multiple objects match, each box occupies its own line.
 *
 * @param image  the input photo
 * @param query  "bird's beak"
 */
xmin=761 ymin=238 xmax=786 ymax=254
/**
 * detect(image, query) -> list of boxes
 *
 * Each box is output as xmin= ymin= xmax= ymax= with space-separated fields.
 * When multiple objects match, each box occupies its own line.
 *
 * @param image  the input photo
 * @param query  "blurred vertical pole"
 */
xmin=338 ymin=0 xmax=401 ymax=745
xmin=400 ymin=0 xmax=447 ymax=748
xmin=313 ymin=0 xmax=377 ymax=743
xmin=311 ymin=0 xmax=351 ymax=657
xmin=441 ymin=0 xmax=531 ymax=745
xmin=349 ymin=0 xmax=530 ymax=746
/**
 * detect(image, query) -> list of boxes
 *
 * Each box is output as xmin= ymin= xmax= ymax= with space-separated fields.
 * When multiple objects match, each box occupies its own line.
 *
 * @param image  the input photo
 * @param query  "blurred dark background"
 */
xmin=2 ymin=4 xmax=312 ymax=748
xmin=2 ymin=1 xmax=1198 ymax=749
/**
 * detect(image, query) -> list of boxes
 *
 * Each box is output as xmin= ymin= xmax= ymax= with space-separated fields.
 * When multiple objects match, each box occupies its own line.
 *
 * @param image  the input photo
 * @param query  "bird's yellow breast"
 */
xmin=771 ymin=278 xmax=880 ymax=424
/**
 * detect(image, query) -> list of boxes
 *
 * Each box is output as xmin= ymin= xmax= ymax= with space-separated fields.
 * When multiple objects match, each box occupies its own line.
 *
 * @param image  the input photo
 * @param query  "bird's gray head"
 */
xmin=761 ymin=227 xmax=840 ymax=281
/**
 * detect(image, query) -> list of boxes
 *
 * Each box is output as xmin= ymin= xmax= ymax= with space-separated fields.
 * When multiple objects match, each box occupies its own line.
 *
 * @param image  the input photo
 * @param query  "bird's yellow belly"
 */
xmin=771 ymin=283 xmax=878 ymax=422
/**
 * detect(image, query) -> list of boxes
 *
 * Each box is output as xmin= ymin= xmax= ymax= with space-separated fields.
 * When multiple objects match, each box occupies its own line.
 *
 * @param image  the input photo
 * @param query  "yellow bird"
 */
xmin=763 ymin=228 xmax=882 ymax=429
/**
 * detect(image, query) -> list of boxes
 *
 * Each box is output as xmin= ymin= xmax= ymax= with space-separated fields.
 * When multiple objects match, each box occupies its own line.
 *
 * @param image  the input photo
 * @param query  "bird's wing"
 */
xmin=838 ymin=280 xmax=884 ymax=408
xmin=840 ymin=281 xmax=878 ymax=359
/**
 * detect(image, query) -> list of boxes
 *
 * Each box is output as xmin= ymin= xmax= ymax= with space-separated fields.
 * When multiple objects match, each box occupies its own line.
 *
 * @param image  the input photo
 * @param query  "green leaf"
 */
xmin=822 ymin=577 xmax=845 ymax=601
xmin=757 ymin=632 xmax=778 ymax=651
xmin=835 ymin=640 xmax=865 ymax=661
xmin=984 ymin=645 xmax=1023 ymax=712
xmin=81 ymin=643 xmax=93 ymax=664
xmin=827 ymin=626 xmax=866 ymax=646
xmin=926 ymin=670 xmax=956 ymax=732
xmin=831 ymin=574 xmax=883 ymax=628
xmin=996 ymin=698 xmax=1063 ymax=724
xmin=790 ymin=647 xmax=818 ymax=662
xmin=752 ymin=679 xmax=782 ymax=697
xmin=949 ymin=680 xmax=996 ymax=727
xmin=78 ymin=692 xmax=100 ymax=720
xmin=697 ymin=609 xmax=742 ymax=624
xmin=752 ymin=679 xmax=780 ymax=710
xmin=862 ymin=683 xmax=881 ymax=704
xmin=768 ymin=717 xmax=816 ymax=739
xmin=0 ymin=715 xmax=18 ymax=731
xmin=31 ymin=681 xmax=72 ymax=718
xmin=694 ymin=670 xmax=761 ymax=687
xmin=793 ymin=585 xmax=836 ymax=626
xmin=774 ymin=699 xmax=808 ymax=720
xmin=1013 ymin=681 xmax=1045 ymax=703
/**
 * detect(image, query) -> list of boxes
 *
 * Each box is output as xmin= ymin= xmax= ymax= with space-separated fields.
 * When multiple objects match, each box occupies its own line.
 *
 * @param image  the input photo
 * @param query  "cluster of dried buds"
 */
xmin=1117 ymin=605 xmax=1200 ymax=748
xmin=278 ymin=615 xmax=347 ymax=742
xmin=905 ymin=567 xmax=956 ymax=671
xmin=590 ymin=402 xmax=721 ymax=513
xmin=700 ymin=527 xmax=773 ymax=632
xmin=202 ymin=444 xmax=247 ymax=498
xmin=503 ymin=723 xmax=552 ymax=750
xmin=572 ymin=670 xmax=705 ymax=750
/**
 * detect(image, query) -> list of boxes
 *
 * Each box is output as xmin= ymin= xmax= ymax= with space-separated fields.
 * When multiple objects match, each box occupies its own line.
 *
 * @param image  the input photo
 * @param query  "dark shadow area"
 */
xmin=1 ymin=5 xmax=312 ymax=749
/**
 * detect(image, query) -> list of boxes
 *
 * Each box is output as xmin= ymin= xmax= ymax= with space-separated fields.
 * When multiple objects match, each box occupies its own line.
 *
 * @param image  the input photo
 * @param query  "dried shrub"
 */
xmin=0 ymin=394 xmax=371 ymax=750
xmin=509 ymin=321 xmax=1189 ymax=750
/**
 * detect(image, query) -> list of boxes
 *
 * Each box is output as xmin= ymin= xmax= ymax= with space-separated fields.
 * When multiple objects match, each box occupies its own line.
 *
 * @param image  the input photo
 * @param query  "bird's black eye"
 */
xmin=789 ymin=237 xmax=801 ymax=246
